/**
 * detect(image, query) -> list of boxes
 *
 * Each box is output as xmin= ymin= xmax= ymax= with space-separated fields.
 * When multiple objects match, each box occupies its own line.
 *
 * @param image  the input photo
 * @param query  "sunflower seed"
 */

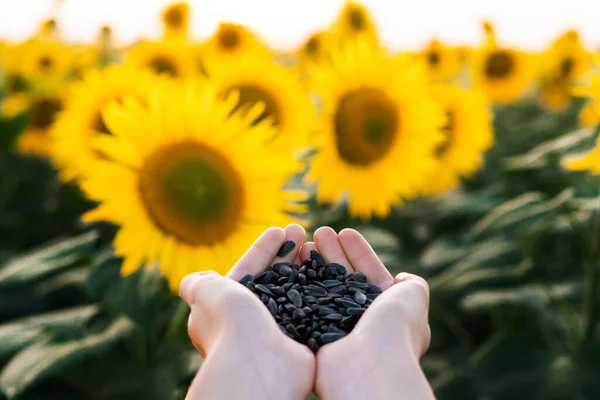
xmin=288 ymin=269 xmax=299 ymax=283
xmin=326 ymin=263 xmax=347 ymax=276
xmin=354 ymin=291 xmax=367 ymax=305
xmin=336 ymin=275 xmax=346 ymax=281
xmin=328 ymin=325 xmax=345 ymax=334
xmin=317 ymin=297 xmax=333 ymax=305
xmin=293 ymin=308 xmax=307 ymax=320
xmin=347 ymin=281 xmax=370 ymax=290
xmin=307 ymin=338 xmax=319 ymax=353
xmin=239 ymin=274 xmax=253 ymax=285
xmin=278 ymin=264 xmax=293 ymax=276
xmin=271 ymin=286 xmax=286 ymax=297
xmin=368 ymin=284 xmax=383 ymax=294
xmin=267 ymin=297 xmax=278 ymax=315
xmin=311 ymin=330 xmax=322 ymax=338
xmin=304 ymin=295 xmax=318 ymax=304
xmin=307 ymin=270 xmax=317 ymax=279
xmin=277 ymin=240 xmax=296 ymax=257
xmin=318 ymin=306 xmax=336 ymax=316
xmin=246 ymin=282 xmax=256 ymax=292
xmin=276 ymin=296 xmax=287 ymax=303
xmin=319 ymin=332 xmax=345 ymax=344
xmin=322 ymin=279 xmax=342 ymax=288
xmin=282 ymin=282 xmax=293 ymax=291
xmin=287 ymin=289 xmax=303 ymax=307
xmin=285 ymin=324 xmax=300 ymax=339
xmin=303 ymin=306 xmax=313 ymax=314
xmin=260 ymin=294 xmax=270 ymax=304
xmin=328 ymin=285 xmax=348 ymax=295
xmin=334 ymin=298 xmax=359 ymax=308
xmin=284 ymin=303 xmax=297 ymax=313
xmin=297 ymin=273 xmax=307 ymax=284
xmin=322 ymin=313 xmax=343 ymax=321
xmin=255 ymin=284 xmax=274 ymax=297
xmin=346 ymin=307 xmax=366 ymax=316
xmin=310 ymin=250 xmax=325 ymax=266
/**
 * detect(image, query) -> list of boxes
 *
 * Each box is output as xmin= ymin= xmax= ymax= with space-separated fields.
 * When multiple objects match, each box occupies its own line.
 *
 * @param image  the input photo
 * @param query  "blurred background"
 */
xmin=1 ymin=0 xmax=600 ymax=399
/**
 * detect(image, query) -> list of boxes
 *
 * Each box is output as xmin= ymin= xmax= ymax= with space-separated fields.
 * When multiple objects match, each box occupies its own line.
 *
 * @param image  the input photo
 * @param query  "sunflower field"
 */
xmin=1 ymin=1 xmax=600 ymax=399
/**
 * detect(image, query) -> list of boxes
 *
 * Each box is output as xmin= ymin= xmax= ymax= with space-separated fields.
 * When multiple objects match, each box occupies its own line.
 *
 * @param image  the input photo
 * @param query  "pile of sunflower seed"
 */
xmin=238 ymin=240 xmax=383 ymax=353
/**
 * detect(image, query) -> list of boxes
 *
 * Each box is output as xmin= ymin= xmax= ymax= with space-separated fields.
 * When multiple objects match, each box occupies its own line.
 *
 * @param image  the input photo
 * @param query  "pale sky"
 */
xmin=0 ymin=0 xmax=599 ymax=51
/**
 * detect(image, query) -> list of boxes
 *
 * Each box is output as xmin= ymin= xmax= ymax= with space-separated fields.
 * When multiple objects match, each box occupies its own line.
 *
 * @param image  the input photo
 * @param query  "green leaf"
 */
xmin=0 ymin=305 xmax=99 ymax=359
xmin=0 ymin=317 xmax=134 ymax=399
xmin=0 ymin=231 xmax=98 ymax=288
xmin=87 ymin=253 xmax=169 ymax=328
xmin=0 ymin=114 xmax=29 ymax=149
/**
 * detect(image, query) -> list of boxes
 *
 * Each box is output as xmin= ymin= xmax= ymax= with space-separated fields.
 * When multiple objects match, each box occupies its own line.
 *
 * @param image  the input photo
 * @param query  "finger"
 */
xmin=227 ymin=227 xmax=286 ymax=281
xmin=338 ymin=228 xmax=393 ymax=290
xmin=271 ymin=224 xmax=306 ymax=264
xmin=299 ymin=241 xmax=317 ymax=262
xmin=179 ymin=271 xmax=220 ymax=304
xmin=313 ymin=226 xmax=354 ymax=273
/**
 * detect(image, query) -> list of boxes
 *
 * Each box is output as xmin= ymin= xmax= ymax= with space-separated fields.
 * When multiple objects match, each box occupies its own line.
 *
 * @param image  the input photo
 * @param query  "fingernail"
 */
xmin=395 ymin=272 xmax=410 ymax=283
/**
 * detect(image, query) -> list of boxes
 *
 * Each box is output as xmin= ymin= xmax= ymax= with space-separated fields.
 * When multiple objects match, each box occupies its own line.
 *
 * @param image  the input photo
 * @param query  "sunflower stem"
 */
xmin=583 ymin=195 xmax=600 ymax=346
xmin=165 ymin=299 xmax=190 ymax=341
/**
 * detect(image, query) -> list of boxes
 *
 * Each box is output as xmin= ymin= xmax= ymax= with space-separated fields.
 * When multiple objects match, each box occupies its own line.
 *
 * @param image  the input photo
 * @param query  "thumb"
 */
xmin=179 ymin=271 xmax=221 ymax=306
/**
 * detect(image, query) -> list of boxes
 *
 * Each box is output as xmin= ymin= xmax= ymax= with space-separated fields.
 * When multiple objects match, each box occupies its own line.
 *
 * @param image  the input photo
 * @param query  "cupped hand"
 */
xmin=180 ymin=224 xmax=315 ymax=400
xmin=309 ymin=227 xmax=434 ymax=400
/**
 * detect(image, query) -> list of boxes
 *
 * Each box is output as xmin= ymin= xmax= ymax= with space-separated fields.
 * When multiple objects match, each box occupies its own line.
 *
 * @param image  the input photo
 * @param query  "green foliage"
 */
xmin=1 ymin=98 xmax=600 ymax=399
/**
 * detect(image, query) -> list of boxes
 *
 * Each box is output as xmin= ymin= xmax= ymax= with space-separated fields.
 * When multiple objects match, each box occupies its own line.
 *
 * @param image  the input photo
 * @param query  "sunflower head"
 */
xmin=542 ymin=29 xmax=591 ymax=85
xmin=51 ymin=65 xmax=157 ymax=181
xmin=161 ymin=2 xmax=191 ymax=39
xmin=125 ymin=40 xmax=196 ymax=78
xmin=307 ymin=39 xmax=444 ymax=219
xmin=422 ymin=86 xmax=494 ymax=195
xmin=3 ymin=90 xmax=65 ymax=156
xmin=79 ymin=79 xmax=306 ymax=290
xmin=206 ymin=55 xmax=313 ymax=151
xmin=20 ymin=40 xmax=74 ymax=84
xmin=419 ymin=39 xmax=462 ymax=82
xmin=330 ymin=1 xmax=378 ymax=45
xmin=472 ymin=45 xmax=534 ymax=104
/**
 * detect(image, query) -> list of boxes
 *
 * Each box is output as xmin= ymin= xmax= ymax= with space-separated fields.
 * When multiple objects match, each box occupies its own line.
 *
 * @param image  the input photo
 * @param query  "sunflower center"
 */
xmin=334 ymin=88 xmax=398 ymax=166
xmin=30 ymin=98 xmax=62 ymax=130
xmin=218 ymin=27 xmax=241 ymax=51
xmin=5 ymin=74 xmax=28 ymax=93
xmin=228 ymin=85 xmax=280 ymax=126
xmin=305 ymin=36 xmax=320 ymax=55
xmin=435 ymin=110 xmax=455 ymax=157
xmin=559 ymin=57 xmax=574 ymax=79
xmin=148 ymin=56 xmax=178 ymax=77
xmin=139 ymin=141 xmax=243 ymax=246
xmin=427 ymin=51 xmax=440 ymax=66
xmin=38 ymin=56 xmax=53 ymax=71
xmin=164 ymin=7 xmax=183 ymax=28
xmin=485 ymin=51 xmax=514 ymax=79
xmin=347 ymin=9 xmax=365 ymax=31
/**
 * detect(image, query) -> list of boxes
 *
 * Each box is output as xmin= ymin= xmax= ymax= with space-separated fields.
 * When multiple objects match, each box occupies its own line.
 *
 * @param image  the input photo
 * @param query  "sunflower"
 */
xmin=79 ymin=79 xmax=306 ymax=290
xmin=539 ymin=30 xmax=591 ymax=111
xmin=206 ymin=54 xmax=313 ymax=152
xmin=1 ymin=43 xmax=31 ymax=94
xmin=2 ymin=89 xmax=65 ymax=156
xmin=124 ymin=40 xmax=197 ymax=78
xmin=200 ymin=22 xmax=270 ymax=62
xmin=51 ymin=65 xmax=157 ymax=181
xmin=418 ymin=39 xmax=462 ymax=82
xmin=329 ymin=1 xmax=378 ymax=45
xmin=306 ymin=39 xmax=444 ymax=219
xmin=17 ymin=39 xmax=74 ymax=86
xmin=161 ymin=2 xmax=191 ymax=40
xmin=422 ymin=86 xmax=493 ymax=195
xmin=471 ymin=22 xmax=534 ymax=104
xmin=297 ymin=31 xmax=330 ymax=67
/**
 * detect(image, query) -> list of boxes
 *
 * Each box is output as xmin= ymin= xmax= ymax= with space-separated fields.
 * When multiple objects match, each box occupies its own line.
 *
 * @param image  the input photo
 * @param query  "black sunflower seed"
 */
xmin=354 ymin=291 xmax=367 ymax=305
xmin=288 ymin=269 xmax=299 ymax=283
xmin=276 ymin=276 xmax=288 ymax=285
xmin=334 ymin=298 xmax=359 ymax=308
xmin=287 ymin=289 xmax=303 ymax=307
xmin=286 ymin=323 xmax=300 ymax=339
xmin=353 ymin=272 xmax=367 ymax=282
xmin=282 ymin=282 xmax=293 ymax=291
xmin=279 ymin=264 xmax=293 ymax=276
xmin=328 ymin=325 xmax=345 ymax=334
xmin=284 ymin=303 xmax=297 ymax=313
xmin=322 ymin=279 xmax=342 ymax=288
xmin=255 ymin=284 xmax=274 ymax=297
xmin=319 ymin=332 xmax=345 ymax=344
xmin=303 ymin=306 xmax=313 ymax=315
xmin=307 ymin=338 xmax=319 ymax=353
xmin=276 ymin=296 xmax=287 ymax=303
xmin=267 ymin=297 xmax=278 ymax=315
xmin=310 ymin=250 xmax=325 ymax=266
xmin=347 ymin=281 xmax=370 ymax=290
xmin=271 ymin=286 xmax=286 ymax=297
xmin=317 ymin=297 xmax=333 ymax=305
xmin=277 ymin=241 xmax=296 ymax=257
xmin=368 ymin=284 xmax=383 ymax=294
xmin=293 ymin=308 xmax=307 ymax=320
xmin=346 ymin=307 xmax=366 ymax=316
xmin=239 ymin=274 xmax=253 ymax=285
xmin=328 ymin=285 xmax=348 ymax=295
xmin=318 ymin=306 xmax=336 ymax=316
xmin=246 ymin=282 xmax=256 ymax=292
xmin=322 ymin=313 xmax=343 ymax=321
xmin=304 ymin=295 xmax=318 ymax=304
xmin=326 ymin=263 xmax=347 ymax=276
xmin=307 ymin=270 xmax=317 ymax=279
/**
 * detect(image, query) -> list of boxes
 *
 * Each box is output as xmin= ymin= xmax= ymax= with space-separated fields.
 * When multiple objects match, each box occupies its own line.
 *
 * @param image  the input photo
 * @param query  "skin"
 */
xmin=180 ymin=224 xmax=434 ymax=400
